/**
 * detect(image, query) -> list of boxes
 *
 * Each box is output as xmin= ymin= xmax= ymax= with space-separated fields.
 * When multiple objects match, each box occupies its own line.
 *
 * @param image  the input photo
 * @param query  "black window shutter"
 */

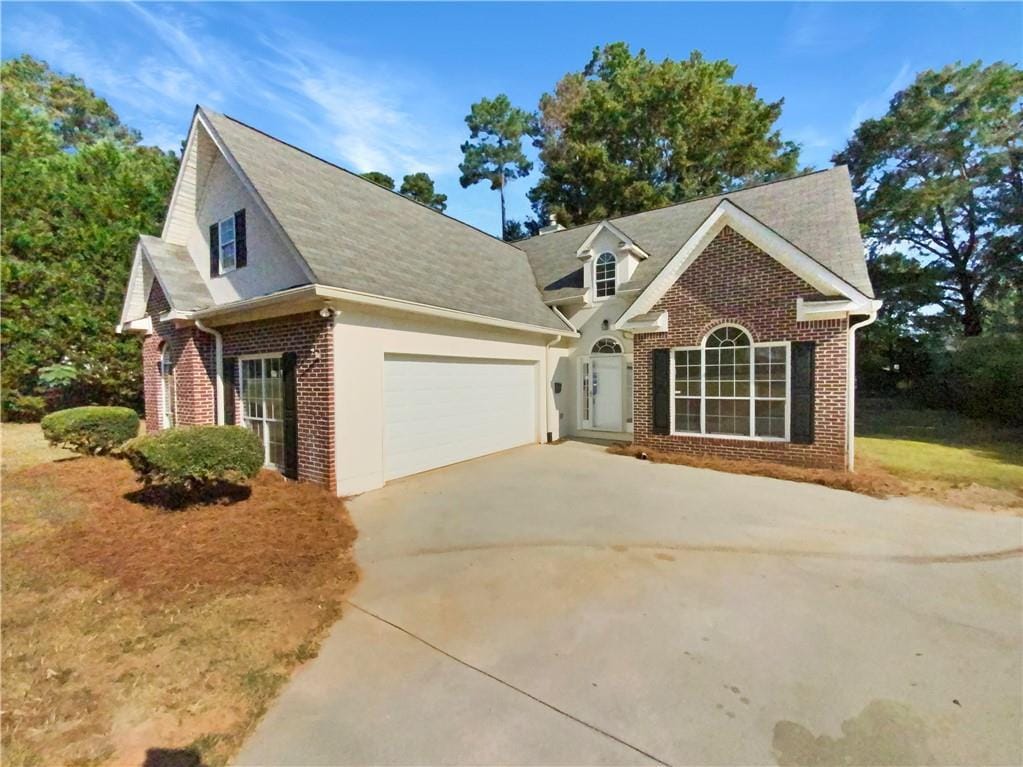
xmin=223 ymin=357 xmax=237 ymax=426
xmin=281 ymin=352 xmax=299 ymax=479
xmin=652 ymin=348 xmax=670 ymax=435
xmin=790 ymin=341 xmax=816 ymax=444
xmin=209 ymin=222 xmax=219 ymax=277
xmin=234 ymin=209 xmax=247 ymax=268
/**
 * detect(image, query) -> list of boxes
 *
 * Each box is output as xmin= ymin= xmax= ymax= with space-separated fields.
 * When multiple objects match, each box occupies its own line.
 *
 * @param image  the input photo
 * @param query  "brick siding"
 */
xmin=632 ymin=226 xmax=849 ymax=469
xmin=220 ymin=313 xmax=335 ymax=488
xmin=141 ymin=283 xmax=335 ymax=488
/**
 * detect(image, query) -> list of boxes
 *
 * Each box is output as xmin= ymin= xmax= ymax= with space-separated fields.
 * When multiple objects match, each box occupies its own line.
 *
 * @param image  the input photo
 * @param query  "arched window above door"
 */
xmin=591 ymin=337 xmax=623 ymax=354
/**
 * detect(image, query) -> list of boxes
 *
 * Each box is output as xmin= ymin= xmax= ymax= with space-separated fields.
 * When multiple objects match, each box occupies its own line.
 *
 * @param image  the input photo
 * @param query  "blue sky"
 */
xmin=3 ymin=2 xmax=1020 ymax=235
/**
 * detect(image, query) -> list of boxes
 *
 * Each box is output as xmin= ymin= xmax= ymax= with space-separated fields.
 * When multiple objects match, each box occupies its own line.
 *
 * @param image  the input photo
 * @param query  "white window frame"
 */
xmin=591 ymin=336 xmax=623 ymax=354
xmin=238 ymin=354 xmax=284 ymax=468
xmin=217 ymin=214 xmax=237 ymax=275
xmin=160 ymin=345 xmax=175 ymax=429
xmin=669 ymin=324 xmax=791 ymax=442
xmin=594 ymin=251 xmax=617 ymax=300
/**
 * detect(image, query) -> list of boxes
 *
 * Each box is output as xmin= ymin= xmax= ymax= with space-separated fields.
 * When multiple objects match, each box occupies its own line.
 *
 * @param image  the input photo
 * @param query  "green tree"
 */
xmin=835 ymin=61 xmax=1023 ymax=337
xmin=1 ymin=56 xmax=179 ymax=419
xmin=459 ymin=94 xmax=535 ymax=238
xmin=530 ymin=43 xmax=800 ymax=226
xmin=400 ymin=172 xmax=447 ymax=211
xmin=360 ymin=171 xmax=395 ymax=190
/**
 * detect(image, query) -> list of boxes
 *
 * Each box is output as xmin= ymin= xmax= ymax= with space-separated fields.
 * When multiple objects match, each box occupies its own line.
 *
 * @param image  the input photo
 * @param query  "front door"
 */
xmin=592 ymin=356 xmax=623 ymax=431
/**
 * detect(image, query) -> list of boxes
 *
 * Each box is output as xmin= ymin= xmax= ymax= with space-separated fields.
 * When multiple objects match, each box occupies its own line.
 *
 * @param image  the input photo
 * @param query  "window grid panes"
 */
xmin=671 ymin=327 xmax=788 ymax=440
xmin=673 ymin=349 xmax=701 ymax=432
xmin=219 ymin=216 xmax=236 ymax=274
xmin=595 ymin=252 xmax=616 ymax=298
xmin=241 ymin=357 xmax=284 ymax=468
xmin=754 ymin=345 xmax=787 ymax=437
xmin=591 ymin=337 xmax=622 ymax=354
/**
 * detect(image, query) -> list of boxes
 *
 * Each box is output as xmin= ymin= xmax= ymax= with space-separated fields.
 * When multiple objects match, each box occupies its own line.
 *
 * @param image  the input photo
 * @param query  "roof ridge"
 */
xmin=200 ymin=107 xmax=522 ymax=255
xmin=520 ymin=166 xmax=844 ymax=241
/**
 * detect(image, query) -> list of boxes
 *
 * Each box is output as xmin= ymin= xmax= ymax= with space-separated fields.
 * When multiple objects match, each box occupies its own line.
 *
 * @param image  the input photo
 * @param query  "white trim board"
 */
xmin=616 ymin=199 xmax=873 ymax=329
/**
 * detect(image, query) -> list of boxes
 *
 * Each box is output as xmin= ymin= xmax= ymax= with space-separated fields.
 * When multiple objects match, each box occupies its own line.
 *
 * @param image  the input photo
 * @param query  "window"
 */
xmin=160 ymin=345 xmax=175 ymax=429
xmin=672 ymin=325 xmax=788 ymax=440
xmin=595 ymin=252 xmax=616 ymax=298
xmin=218 ymin=215 xmax=237 ymax=274
xmin=591 ymin=337 xmax=622 ymax=354
xmin=240 ymin=357 xmax=284 ymax=467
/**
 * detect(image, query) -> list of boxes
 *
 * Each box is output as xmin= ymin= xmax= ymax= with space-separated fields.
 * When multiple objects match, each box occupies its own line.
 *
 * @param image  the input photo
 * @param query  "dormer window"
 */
xmin=209 ymin=209 xmax=247 ymax=277
xmin=595 ymin=252 xmax=616 ymax=299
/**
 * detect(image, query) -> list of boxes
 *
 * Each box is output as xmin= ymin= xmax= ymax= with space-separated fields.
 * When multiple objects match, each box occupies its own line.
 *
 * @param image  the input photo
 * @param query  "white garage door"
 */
xmin=383 ymin=356 xmax=537 ymax=481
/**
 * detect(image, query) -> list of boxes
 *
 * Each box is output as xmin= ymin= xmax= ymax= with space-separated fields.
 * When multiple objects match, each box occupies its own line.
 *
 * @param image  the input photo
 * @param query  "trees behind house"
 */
xmin=529 ymin=43 xmax=800 ymax=226
xmin=399 ymin=172 xmax=447 ymax=211
xmin=361 ymin=170 xmax=447 ymax=211
xmin=459 ymin=94 xmax=535 ymax=239
xmin=837 ymin=61 xmax=1022 ymax=420
xmin=835 ymin=60 xmax=1023 ymax=338
xmin=1 ymin=55 xmax=179 ymax=420
xmin=359 ymin=171 xmax=395 ymax=190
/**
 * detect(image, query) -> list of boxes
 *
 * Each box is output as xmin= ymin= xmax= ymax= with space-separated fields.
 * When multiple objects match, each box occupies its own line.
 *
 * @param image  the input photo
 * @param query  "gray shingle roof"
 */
xmin=514 ymin=167 xmax=874 ymax=301
xmin=200 ymin=108 xmax=568 ymax=332
xmin=140 ymin=234 xmax=213 ymax=311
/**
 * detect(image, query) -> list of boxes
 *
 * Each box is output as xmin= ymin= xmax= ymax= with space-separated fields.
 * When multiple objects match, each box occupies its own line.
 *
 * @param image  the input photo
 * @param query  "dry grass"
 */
xmin=606 ymin=443 xmax=906 ymax=498
xmin=608 ymin=441 xmax=1022 ymax=515
xmin=1 ymin=424 xmax=359 ymax=767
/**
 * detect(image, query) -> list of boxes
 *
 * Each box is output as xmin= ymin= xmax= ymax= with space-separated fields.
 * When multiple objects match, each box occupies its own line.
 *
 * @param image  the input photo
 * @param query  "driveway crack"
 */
xmin=345 ymin=600 xmax=672 ymax=766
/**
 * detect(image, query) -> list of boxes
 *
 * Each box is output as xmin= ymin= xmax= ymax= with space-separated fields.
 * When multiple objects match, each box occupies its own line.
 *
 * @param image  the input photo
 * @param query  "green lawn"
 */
xmin=856 ymin=399 xmax=1023 ymax=492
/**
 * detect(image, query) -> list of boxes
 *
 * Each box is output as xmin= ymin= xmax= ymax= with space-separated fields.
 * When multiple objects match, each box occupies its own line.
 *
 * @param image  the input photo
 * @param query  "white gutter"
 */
xmin=189 ymin=284 xmax=579 ymax=338
xmin=550 ymin=304 xmax=578 ymax=334
xmin=194 ymin=319 xmax=225 ymax=425
xmin=846 ymin=300 xmax=882 ymax=471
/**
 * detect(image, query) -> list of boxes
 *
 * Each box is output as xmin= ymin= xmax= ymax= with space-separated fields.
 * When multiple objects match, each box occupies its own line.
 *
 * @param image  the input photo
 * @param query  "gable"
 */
xmin=616 ymin=198 xmax=873 ymax=330
xmin=161 ymin=112 xmax=313 ymax=307
xmin=653 ymin=226 xmax=826 ymax=314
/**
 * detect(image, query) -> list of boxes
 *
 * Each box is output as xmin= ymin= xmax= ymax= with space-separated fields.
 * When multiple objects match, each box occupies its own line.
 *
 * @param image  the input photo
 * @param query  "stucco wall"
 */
xmin=332 ymin=304 xmax=564 ymax=495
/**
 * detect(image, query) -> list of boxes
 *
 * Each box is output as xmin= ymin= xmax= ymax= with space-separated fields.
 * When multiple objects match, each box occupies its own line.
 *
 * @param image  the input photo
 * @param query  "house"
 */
xmin=118 ymin=107 xmax=879 ymax=495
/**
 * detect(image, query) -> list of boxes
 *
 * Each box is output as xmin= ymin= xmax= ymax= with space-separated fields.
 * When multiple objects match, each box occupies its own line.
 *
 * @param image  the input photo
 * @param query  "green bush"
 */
xmin=123 ymin=426 xmax=265 ymax=489
xmin=2 ymin=393 xmax=48 ymax=422
xmin=40 ymin=406 xmax=140 ymax=454
xmin=920 ymin=334 xmax=1023 ymax=425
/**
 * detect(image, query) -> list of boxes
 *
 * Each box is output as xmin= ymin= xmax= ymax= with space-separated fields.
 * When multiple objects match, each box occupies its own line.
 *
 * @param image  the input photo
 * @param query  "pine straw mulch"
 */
xmin=2 ymin=455 xmax=359 ymax=767
xmin=606 ymin=442 xmax=1023 ymax=514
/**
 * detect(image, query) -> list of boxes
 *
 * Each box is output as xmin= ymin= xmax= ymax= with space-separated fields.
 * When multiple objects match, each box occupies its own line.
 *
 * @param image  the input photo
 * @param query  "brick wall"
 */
xmin=220 ymin=313 xmax=335 ymax=488
xmin=141 ymin=283 xmax=335 ymax=488
xmin=142 ymin=282 xmax=216 ymax=430
xmin=632 ymin=226 xmax=849 ymax=469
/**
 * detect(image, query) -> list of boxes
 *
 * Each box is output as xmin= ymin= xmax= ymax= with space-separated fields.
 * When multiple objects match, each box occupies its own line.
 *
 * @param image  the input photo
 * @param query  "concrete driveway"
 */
xmin=236 ymin=441 xmax=1022 ymax=766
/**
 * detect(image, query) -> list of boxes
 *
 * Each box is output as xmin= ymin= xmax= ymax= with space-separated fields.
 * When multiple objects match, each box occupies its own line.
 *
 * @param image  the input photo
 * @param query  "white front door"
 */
xmin=592 ymin=356 xmax=624 ymax=431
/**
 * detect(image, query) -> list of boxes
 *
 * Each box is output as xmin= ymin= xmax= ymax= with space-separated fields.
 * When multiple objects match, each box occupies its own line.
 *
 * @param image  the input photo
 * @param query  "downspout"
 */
xmin=194 ymin=319 xmax=224 ymax=425
xmin=846 ymin=305 xmax=880 ymax=471
xmin=545 ymin=306 xmax=576 ymax=443
xmin=544 ymin=334 xmax=562 ymax=443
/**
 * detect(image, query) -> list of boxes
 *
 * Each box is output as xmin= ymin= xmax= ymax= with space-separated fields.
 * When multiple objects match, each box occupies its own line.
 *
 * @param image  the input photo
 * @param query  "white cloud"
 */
xmin=847 ymin=61 xmax=914 ymax=132
xmin=3 ymin=4 xmax=463 ymax=177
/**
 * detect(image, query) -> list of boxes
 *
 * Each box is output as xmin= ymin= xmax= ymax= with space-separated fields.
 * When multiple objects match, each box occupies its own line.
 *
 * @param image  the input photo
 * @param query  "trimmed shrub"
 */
xmin=40 ymin=406 xmax=140 ymax=454
xmin=123 ymin=425 xmax=265 ymax=490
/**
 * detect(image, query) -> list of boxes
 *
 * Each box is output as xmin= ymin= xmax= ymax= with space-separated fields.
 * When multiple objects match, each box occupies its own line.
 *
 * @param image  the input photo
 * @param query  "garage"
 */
xmin=383 ymin=355 xmax=538 ymax=481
